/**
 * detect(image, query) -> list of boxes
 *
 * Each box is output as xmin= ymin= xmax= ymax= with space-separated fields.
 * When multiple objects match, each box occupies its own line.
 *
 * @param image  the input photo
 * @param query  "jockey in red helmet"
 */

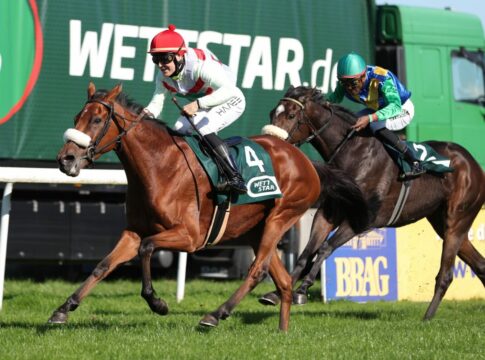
xmin=327 ymin=52 xmax=425 ymax=178
xmin=144 ymin=24 xmax=247 ymax=193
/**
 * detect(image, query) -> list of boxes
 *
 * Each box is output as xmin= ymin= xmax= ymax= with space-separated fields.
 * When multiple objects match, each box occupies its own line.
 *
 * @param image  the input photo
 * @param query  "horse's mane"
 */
xmin=93 ymin=90 xmax=168 ymax=127
xmin=285 ymin=86 xmax=357 ymax=125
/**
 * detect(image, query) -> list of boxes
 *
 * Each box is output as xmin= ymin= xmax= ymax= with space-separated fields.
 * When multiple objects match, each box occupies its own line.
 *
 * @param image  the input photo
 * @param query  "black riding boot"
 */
xmin=376 ymin=128 xmax=426 ymax=178
xmin=203 ymin=133 xmax=247 ymax=194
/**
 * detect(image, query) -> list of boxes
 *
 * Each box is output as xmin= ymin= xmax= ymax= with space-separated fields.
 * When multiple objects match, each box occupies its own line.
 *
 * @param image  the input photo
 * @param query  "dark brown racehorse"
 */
xmin=261 ymin=85 xmax=485 ymax=320
xmin=50 ymin=82 xmax=366 ymax=331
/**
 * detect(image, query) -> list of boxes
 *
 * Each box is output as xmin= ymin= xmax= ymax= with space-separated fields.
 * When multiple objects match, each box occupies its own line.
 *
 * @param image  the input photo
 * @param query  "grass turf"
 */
xmin=1 ymin=278 xmax=484 ymax=359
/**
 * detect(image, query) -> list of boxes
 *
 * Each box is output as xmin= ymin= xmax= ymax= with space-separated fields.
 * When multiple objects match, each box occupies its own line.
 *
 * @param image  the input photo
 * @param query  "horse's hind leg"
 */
xmin=48 ymin=230 xmax=140 ymax=324
xmin=427 ymin=208 xmax=485 ymax=294
xmin=259 ymin=209 xmax=333 ymax=306
xmin=457 ymin=239 xmax=485 ymax=286
xmin=423 ymin=231 xmax=465 ymax=320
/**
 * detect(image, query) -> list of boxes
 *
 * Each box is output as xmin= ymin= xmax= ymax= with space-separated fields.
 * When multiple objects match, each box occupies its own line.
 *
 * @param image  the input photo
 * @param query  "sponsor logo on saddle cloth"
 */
xmin=389 ymin=141 xmax=454 ymax=175
xmin=184 ymin=136 xmax=282 ymax=205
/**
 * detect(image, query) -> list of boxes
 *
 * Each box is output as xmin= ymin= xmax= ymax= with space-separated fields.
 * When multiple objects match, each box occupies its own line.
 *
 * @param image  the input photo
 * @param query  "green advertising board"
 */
xmin=0 ymin=0 xmax=373 ymax=163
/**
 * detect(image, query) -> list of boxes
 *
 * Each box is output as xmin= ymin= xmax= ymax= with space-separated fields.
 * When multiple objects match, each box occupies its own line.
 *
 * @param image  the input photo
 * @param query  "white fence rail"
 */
xmin=0 ymin=167 xmax=188 ymax=311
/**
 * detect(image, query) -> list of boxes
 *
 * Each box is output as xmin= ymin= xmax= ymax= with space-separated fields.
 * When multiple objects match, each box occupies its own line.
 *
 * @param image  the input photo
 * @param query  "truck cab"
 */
xmin=376 ymin=5 xmax=485 ymax=169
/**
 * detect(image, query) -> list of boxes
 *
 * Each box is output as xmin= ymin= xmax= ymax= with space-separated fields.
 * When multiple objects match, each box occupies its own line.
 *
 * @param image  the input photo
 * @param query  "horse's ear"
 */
xmin=87 ymin=82 xmax=96 ymax=99
xmin=285 ymin=85 xmax=294 ymax=96
xmin=106 ymin=83 xmax=123 ymax=101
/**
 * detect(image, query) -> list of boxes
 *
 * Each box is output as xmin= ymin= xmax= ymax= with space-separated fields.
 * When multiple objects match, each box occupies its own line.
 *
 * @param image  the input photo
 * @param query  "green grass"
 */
xmin=1 ymin=278 xmax=485 ymax=359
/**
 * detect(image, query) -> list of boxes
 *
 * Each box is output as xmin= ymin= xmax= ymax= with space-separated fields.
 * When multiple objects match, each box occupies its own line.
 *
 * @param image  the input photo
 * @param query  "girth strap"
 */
xmin=386 ymin=180 xmax=412 ymax=226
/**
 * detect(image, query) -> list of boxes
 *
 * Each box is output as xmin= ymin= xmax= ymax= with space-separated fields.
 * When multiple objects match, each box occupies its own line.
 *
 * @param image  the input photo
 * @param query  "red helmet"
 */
xmin=148 ymin=24 xmax=187 ymax=54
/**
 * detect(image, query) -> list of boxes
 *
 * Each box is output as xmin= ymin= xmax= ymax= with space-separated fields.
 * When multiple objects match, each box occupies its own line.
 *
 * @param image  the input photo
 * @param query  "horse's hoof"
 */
xmin=199 ymin=314 xmax=219 ymax=327
xmin=258 ymin=292 xmax=280 ymax=306
xmin=47 ymin=311 xmax=68 ymax=324
xmin=292 ymin=292 xmax=308 ymax=305
xmin=150 ymin=299 xmax=169 ymax=316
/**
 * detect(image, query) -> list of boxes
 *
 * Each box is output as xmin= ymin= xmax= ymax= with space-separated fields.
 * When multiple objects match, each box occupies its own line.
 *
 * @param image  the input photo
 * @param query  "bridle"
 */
xmin=279 ymin=96 xmax=355 ymax=164
xmin=279 ymin=96 xmax=333 ymax=147
xmin=80 ymin=99 xmax=143 ymax=163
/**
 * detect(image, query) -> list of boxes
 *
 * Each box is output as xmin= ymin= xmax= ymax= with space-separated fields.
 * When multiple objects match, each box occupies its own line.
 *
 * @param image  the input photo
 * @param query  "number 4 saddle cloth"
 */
xmin=184 ymin=135 xmax=282 ymax=205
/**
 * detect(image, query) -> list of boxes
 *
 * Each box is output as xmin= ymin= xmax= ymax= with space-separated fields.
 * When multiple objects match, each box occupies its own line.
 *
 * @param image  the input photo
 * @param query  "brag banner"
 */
xmin=321 ymin=209 xmax=485 ymax=302
xmin=322 ymin=228 xmax=398 ymax=302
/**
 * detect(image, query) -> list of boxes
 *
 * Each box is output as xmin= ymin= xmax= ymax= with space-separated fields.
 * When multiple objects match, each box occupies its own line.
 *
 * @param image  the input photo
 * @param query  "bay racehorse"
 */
xmin=261 ymin=85 xmax=485 ymax=320
xmin=51 ymin=82 xmax=367 ymax=331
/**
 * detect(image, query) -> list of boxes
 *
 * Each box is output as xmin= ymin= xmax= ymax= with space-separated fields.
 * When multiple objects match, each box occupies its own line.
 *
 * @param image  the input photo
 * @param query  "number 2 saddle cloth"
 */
xmin=386 ymin=141 xmax=454 ymax=178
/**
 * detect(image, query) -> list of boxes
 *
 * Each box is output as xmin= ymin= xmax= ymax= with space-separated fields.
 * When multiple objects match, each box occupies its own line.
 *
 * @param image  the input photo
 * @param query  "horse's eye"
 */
xmin=288 ymin=113 xmax=296 ymax=120
xmin=92 ymin=117 xmax=102 ymax=124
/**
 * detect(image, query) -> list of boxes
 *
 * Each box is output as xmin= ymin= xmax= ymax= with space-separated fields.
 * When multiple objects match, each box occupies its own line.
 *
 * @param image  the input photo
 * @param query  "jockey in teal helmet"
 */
xmin=327 ymin=52 xmax=425 ymax=178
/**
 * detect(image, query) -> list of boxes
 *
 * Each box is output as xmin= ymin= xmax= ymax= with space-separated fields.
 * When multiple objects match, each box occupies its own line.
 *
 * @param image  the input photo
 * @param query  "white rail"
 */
xmin=0 ymin=167 xmax=188 ymax=311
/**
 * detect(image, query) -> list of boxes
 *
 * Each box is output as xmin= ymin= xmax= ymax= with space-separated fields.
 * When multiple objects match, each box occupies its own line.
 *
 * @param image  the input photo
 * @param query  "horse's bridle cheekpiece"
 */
xmin=63 ymin=98 xmax=143 ymax=164
xmin=281 ymin=96 xmax=333 ymax=147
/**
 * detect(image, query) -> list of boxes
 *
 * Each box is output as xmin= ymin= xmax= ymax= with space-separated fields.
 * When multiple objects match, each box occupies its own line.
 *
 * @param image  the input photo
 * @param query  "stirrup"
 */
xmin=216 ymin=179 xmax=247 ymax=194
xmin=400 ymin=161 xmax=426 ymax=179
xmin=228 ymin=175 xmax=247 ymax=194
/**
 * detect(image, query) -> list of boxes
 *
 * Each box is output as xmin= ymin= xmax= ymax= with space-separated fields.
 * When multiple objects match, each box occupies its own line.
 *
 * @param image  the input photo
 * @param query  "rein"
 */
xmin=280 ymin=96 xmax=355 ymax=164
xmin=81 ymin=99 xmax=143 ymax=163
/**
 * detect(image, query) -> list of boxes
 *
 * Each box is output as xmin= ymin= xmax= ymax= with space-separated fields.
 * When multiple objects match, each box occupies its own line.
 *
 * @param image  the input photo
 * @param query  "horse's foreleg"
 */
xmin=138 ymin=240 xmax=168 ymax=316
xmin=48 ymin=230 xmax=140 ymax=324
xmin=259 ymin=209 xmax=333 ymax=306
xmin=294 ymin=224 xmax=356 ymax=304
xmin=138 ymin=227 xmax=197 ymax=316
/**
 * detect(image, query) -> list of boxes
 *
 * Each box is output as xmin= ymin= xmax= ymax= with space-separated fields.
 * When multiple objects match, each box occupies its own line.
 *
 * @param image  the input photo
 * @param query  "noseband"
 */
xmin=280 ymin=96 xmax=333 ymax=147
xmin=80 ymin=99 xmax=142 ymax=163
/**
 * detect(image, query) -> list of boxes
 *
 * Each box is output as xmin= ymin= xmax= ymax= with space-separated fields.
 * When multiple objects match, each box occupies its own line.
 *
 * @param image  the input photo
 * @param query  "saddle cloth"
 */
xmin=386 ymin=141 xmax=454 ymax=176
xmin=184 ymin=135 xmax=282 ymax=205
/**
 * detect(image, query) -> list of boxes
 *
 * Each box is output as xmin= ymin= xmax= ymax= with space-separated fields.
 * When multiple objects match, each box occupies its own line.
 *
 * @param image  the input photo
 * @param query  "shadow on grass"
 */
xmin=0 ymin=320 xmax=139 ymax=334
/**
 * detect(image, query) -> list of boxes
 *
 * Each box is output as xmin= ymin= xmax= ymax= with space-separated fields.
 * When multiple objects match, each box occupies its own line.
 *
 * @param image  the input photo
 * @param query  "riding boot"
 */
xmin=203 ymin=133 xmax=247 ymax=194
xmin=375 ymin=128 xmax=426 ymax=178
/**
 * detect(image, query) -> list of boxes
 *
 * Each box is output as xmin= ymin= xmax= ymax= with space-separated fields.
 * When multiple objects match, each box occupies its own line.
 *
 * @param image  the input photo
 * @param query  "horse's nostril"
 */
xmin=59 ymin=154 xmax=75 ymax=165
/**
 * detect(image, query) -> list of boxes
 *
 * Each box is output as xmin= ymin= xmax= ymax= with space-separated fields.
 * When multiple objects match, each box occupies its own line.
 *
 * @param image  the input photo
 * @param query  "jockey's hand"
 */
xmin=352 ymin=116 xmax=370 ymax=132
xmin=182 ymin=101 xmax=199 ymax=117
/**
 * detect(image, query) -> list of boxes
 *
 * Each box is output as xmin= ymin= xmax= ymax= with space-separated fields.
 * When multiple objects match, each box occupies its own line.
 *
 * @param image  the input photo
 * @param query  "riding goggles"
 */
xmin=339 ymin=74 xmax=365 ymax=89
xmin=152 ymin=52 xmax=176 ymax=65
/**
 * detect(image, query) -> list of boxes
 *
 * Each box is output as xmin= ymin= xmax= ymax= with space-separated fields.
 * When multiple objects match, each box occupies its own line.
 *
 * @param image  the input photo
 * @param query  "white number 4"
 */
xmin=244 ymin=146 xmax=265 ymax=172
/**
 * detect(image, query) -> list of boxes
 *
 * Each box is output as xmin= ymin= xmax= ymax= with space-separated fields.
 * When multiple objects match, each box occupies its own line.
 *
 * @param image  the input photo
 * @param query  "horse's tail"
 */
xmin=312 ymin=161 xmax=370 ymax=234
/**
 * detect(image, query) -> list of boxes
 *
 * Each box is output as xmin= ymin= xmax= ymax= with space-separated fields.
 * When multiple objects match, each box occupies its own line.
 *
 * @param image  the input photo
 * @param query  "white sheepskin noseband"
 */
xmin=63 ymin=128 xmax=92 ymax=148
xmin=261 ymin=124 xmax=289 ymax=140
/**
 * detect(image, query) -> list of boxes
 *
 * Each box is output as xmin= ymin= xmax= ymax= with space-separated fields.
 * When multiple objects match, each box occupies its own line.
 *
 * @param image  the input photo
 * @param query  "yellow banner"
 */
xmin=396 ymin=209 xmax=485 ymax=300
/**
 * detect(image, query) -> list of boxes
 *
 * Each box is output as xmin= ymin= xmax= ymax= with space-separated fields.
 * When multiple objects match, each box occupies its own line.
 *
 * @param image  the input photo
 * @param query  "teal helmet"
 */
xmin=337 ymin=53 xmax=366 ymax=78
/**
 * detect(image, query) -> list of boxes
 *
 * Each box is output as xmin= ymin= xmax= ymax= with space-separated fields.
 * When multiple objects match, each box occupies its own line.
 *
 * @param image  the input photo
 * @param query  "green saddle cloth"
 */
xmin=184 ymin=135 xmax=282 ymax=205
xmin=387 ymin=141 xmax=454 ymax=175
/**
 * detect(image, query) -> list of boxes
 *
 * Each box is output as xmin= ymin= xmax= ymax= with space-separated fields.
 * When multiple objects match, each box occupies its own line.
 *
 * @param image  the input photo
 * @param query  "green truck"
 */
xmin=0 ymin=0 xmax=483 ymax=265
xmin=376 ymin=5 xmax=485 ymax=168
